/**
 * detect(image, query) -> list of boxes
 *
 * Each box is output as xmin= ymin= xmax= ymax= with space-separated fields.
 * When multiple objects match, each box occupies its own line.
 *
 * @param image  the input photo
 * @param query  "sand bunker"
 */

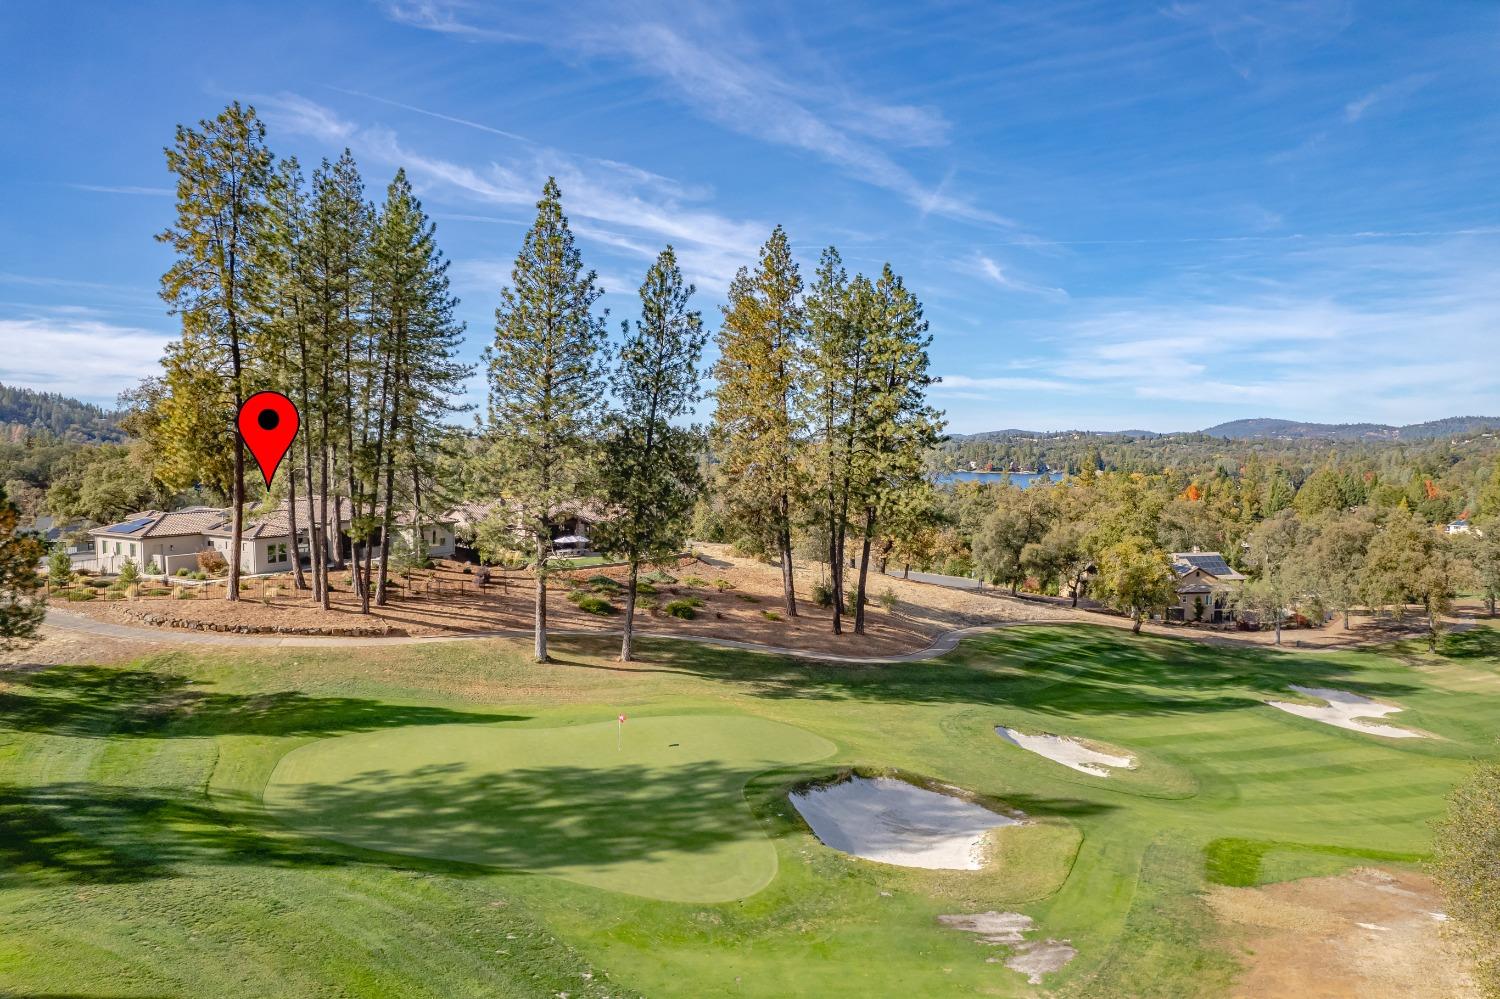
xmin=996 ymin=726 xmax=1136 ymax=777
xmin=938 ymin=911 xmax=1078 ymax=984
xmin=1267 ymin=686 xmax=1426 ymax=739
xmin=789 ymin=776 xmax=1018 ymax=870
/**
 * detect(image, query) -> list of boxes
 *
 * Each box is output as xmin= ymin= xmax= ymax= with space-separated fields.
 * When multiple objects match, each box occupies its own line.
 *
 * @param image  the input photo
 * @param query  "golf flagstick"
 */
xmin=618 ymin=713 xmax=626 ymax=750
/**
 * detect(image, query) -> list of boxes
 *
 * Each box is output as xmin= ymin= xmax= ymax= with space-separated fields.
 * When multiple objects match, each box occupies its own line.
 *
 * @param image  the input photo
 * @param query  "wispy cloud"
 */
xmin=1343 ymin=73 xmax=1432 ymax=122
xmin=971 ymin=253 xmax=1068 ymax=299
xmin=259 ymin=93 xmax=765 ymax=290
xmin=64 ymin=183 xmax=172 ymax=196
xmin=0 ymin=316 xmax=172 ymax=403
xmin=381 ymin=0 xmax=523 ymax=41
xmin=377 ymin=2 xmax=1002 ymax=227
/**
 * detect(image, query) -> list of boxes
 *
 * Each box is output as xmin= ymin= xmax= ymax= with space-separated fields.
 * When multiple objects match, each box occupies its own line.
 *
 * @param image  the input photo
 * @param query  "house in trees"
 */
xmin=88 ymin=499 xmax=352 ymax=575
xmin=447 ymin=499 xmax=602 ymax=561
xmin=1166 ymin=550 xmax=1245 ymax=624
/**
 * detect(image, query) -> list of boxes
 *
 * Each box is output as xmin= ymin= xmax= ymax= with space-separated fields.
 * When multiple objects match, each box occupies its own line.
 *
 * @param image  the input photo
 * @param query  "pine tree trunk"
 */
xmin=228 ymin=446 xmax=243 ymax=601
xmin=534 ymin=536 xmax=549 ymax=663
xmin=779 ymin=523 xmax=798 ymax=617
xmin=287 ymin=461 xmax=307 ymax=591
xmin=828 ymin=510 xmax=842 ymax=635
xmin=620 ymin=560 xmax=639 ymax=662
xmin=853 ymin=507 xmax=875 ymax=635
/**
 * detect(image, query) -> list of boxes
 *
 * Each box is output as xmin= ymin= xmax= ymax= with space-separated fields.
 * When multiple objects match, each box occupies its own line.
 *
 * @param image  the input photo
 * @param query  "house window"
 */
xmin=114 ymin=542 xmax=121 ymax=555
xmin=268 ymin=543 xmax=288 ymax=565
xmin=129 ymin=543 xmax=136 ymax=557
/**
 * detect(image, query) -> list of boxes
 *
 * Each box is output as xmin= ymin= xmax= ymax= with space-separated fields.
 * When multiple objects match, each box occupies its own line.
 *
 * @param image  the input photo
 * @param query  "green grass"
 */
xmin=2 ymin=622 xmax=1498 ymax=996
xmin=264 ymin=715 xmax=834 ymax=901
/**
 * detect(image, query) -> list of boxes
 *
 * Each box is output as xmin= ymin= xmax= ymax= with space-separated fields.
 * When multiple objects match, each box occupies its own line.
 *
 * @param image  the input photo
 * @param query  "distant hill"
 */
xmin=1199 ymin=416 xmax=1500 ymax=441
xmin=952 ymin=416 xmax=1500 ymax=444
xmin=0 ymin=383 xmax=124 ymax=443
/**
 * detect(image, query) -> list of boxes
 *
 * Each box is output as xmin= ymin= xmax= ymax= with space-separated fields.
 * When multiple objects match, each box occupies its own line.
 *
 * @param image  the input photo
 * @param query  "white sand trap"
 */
xmin=789 ymin=776 xmax=1018 ymax=870
xmin=996 ymin=727 xmax=1136 ymax=777
xmin=1267 ymin=686 xmax=1426 ymax=739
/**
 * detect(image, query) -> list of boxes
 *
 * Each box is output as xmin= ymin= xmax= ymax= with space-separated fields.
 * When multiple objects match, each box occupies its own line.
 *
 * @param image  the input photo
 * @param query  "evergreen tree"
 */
xmin=157 ymin=101 xmax=273 ymax=601
xmin=710 ymin=226 xmax=804 ymax=616
xmin=850 ymin=264 xmax=945 ymax=633
xmin=0 ymin=484 xmax=45 ymax=647
xmin=485 ymin=178 xmax=609 ymax=662
xmin=367 ymin=169 xmax=470 ymax=606
xmin=594 ymin=247 xmax=707 ymax=661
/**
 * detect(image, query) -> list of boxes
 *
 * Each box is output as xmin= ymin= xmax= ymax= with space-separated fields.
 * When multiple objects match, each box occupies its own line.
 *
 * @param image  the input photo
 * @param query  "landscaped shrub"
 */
xmin=574 ymin=594 xmax=616 ymax=615
xmin=846 ymin=587 xmax=864 ymax=611
xmin=663 ymin=598 xmax=698 ymax=619
xmin=117 ymin=559 xmax=139 ymax=585
xmin=196 ymin=548 xmax=227 ymax=574
xmin=877 ymin=588 xmax=898 ymax=611
xmin=762 ymin=610 xmax=782 ymax=622
xmin=142 ymin=588 xmax=171 ymax=597
xmin=191 ymin=571 xmax=207 ymax=581
xmin=712 ymin=578 xmax=734 ymax=592
xmin=633 ymin=580 xmax=657 ymax=596
xmin=811 ymin=581 xmax=834 ymax=608
xmin=175 ymin=568 xmax=191 ymax=577
xmin=644 ymin=569 xmax=677 ymax=585
xmin=175 ymin=589 xmax=197 ymax=600
xmin=48 ymin=548 xmax=73 ymax=588
xmin=144 ymin=559 xmax=161 ymax=575
xmin=66 ymin=589 xmax=96 ymax=601
xmin=736 ymin=592 xmax=758 ymax=603
xmin=586 ymin=574 xmax=622 ymax=592
xmin=681 ymin=576 xmax=708 ymax=588
xmin=86 ymin=578 xmax=110 ymax=589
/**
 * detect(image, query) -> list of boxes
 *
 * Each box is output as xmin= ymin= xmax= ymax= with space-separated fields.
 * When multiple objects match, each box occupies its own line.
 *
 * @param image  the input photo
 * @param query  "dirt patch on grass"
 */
xmin=1208 ymin=867 xmax=1477 ymax=998
xmin=938 ymin=910 xmax=1077 ymax=984
xmin=57 ymin=544 xmax=1069 ymax=656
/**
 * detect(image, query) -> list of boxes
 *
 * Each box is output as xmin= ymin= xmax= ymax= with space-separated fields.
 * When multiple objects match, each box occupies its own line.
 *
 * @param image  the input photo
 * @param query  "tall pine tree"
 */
xmin=485 ymin=178 xmax=609 ymax=662
xmin=157 ymin=101 xmax=272 ymax=600
xmin=595 ymin=247 xmax=707 ymax=662
xmin=710 ymin=226 xmax=805 ymax=616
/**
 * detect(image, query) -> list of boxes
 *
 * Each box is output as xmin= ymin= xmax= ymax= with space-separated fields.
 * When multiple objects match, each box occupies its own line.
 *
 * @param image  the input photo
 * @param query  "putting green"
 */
xmin=263 ymin=714 xmax=835 ymax=902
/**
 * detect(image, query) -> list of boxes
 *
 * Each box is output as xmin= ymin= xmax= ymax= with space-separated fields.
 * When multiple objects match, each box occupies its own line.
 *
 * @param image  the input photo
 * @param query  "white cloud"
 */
xmin=65 ymin=183 xmax=172 ymax=196
xmin=377 ymin=2 xmax=1001 ymax=227
xmin=261 ymin=93 xmax=765 ymax=291
xmin=0 ymin=317 xmax=172 ymax=403
xmin=972 ymin=253 xmax=1068 ymax=299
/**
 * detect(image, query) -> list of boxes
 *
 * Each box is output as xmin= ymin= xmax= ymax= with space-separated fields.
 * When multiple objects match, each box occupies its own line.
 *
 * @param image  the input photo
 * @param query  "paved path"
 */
xmin=884 ymin=568 xmax=984 ymax=591
xmin=41 ymin=607 xmax=1025 ymax=665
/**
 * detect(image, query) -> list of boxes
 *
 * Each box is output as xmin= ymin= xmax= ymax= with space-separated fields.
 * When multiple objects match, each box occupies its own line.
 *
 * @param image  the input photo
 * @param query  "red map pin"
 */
xmin=236 ymin=391 xmax=300 ymax=488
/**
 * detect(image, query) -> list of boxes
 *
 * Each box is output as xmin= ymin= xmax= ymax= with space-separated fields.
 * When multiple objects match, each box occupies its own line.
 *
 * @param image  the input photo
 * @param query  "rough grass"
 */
xmin=1 ymin=622 xmax=1497 ymax=997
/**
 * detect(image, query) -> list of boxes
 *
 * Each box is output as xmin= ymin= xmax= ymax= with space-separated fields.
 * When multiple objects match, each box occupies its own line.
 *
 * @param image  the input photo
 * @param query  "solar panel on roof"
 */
xmin=105 ymin=516 xmax=155 ymax=534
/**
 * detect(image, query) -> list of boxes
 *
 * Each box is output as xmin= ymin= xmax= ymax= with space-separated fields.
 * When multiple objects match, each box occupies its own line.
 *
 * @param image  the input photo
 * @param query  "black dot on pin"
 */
xmin=257 ymin=408 xmax=279 ymax=431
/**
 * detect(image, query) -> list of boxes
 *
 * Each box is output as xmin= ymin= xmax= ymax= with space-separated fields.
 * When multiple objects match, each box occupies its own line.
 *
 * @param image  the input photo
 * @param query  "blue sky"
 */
xmin=2 ymin=1 xmax=1498 ymax=433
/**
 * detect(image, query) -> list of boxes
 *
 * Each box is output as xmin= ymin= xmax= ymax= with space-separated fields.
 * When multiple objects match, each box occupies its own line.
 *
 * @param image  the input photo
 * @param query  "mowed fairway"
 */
xmin=1 ymin=623 xmax=1498 ymax=997
xmin=263 ymin=715 xmax=835 ymax=901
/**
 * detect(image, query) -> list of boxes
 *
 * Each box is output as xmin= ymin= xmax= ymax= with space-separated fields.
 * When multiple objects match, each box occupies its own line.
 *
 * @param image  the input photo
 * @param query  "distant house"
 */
xmin=447 ymin=499 xmax=601 ymax=560
xmin=1445 ymin=518 xmax=1475 ymax=535
xmin=89 ymin=499 xmax=353 ymax=575
xmin=1166 ymin=550 xmax=1245 ymax=624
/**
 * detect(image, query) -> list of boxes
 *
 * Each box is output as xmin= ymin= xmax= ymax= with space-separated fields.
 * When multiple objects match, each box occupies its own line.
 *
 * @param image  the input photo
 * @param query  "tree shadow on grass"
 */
xmin=1438 ymin=626 xmax=1500 ymax=662
xmin=267 ymin=760 xmax=775 ymax=876
xmin=2 ymin=754 xmax=786 ymax=889
xmin=572 ymin=626 xmax=1423 ymax=718
xmin=0 ymin=663 xmax=524 ymax=739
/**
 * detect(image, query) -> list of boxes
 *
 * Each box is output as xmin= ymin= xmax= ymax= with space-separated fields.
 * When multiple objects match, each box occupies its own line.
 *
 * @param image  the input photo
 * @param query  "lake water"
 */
xmin=935 ymin=470 xmax=1065 ymax=488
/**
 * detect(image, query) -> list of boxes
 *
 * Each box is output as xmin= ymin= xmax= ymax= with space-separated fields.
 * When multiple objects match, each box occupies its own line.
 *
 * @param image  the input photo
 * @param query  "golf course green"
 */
xmin=2 ymin=623 xmax=1498 ymax=997
xmin=264 ymin=715 xmax=835 ymax=901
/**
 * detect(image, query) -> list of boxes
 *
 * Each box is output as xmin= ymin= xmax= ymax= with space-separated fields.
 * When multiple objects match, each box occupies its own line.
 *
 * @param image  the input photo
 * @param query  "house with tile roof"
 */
xmin=1166 ymin=549 xmax=1245 ymax=624
xmin=88 ymin=498 xmax=462 ymax=575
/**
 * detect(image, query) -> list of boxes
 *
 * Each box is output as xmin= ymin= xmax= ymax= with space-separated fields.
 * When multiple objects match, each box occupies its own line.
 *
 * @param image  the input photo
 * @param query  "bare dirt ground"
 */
xmin=53 ymin=543 xmax=1068 ymax=656
xmin=1208 ymin=867 xmax=1478 ymax=999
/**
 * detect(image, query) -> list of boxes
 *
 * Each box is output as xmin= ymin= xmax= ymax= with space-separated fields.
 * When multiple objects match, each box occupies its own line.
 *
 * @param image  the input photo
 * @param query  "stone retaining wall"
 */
xmin=127 ymin=612 xmax=404 ymax=637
